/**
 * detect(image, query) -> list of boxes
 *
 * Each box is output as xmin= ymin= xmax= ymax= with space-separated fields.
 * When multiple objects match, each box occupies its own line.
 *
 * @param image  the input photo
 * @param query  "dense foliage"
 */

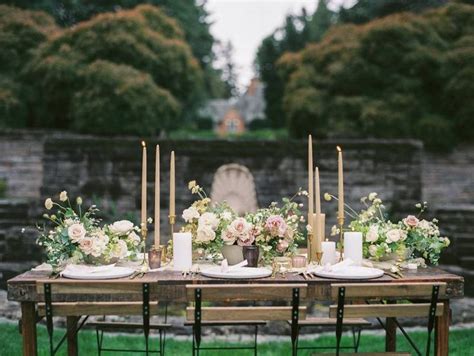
xmin=0 ymin=0 xmax=229 ymax=99
xmin=278 ymin=4 xmax=474 ymax=149
xmin=0 ymin=5 xmax=58 ymax=128
xmin=0 ymin=5 xmax=203 ymax=134
xmin=255 ymin=1 xmax=335 ymax=128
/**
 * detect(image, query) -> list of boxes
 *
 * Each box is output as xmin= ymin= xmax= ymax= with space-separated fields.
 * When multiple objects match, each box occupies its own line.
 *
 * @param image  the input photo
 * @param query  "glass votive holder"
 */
xmin=291 ymin=255 xmax=307 ymax=268
xmin=148 ymin=246 xmax=163 ymax=269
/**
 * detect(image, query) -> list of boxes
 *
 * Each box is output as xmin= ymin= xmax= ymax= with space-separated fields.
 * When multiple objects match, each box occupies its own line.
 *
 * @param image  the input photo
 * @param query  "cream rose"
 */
xmin=109 ymin=240 xmax=128 ymax=259
xmin=182 ymin=206 xmax=200 ymax=222
xmin=221 ymin=230 xmax=236 ymax=245
xmin=127 ymin=231 xmax=141 ymax=246
xmin=79 ymin=237 xmax=94 ymax=255
xmin=68 ymin=223 xmax=86 ymax=243
xmin=365 ymin=225 xmax=378 ymax=243
xmin=369 ymin=245 xmax=378 ymax=256
xmin=196 ymin=225 xmax=216 ymax=243
xmin=276 ymin=239 xmax=289 ymax=253
xmin=198 ymin=212 xmax=219 ymax=230
xmin=110 ymin=220 xmax=134 ymax=234
xmin=386 ymin=229 xmax=402 ymax=243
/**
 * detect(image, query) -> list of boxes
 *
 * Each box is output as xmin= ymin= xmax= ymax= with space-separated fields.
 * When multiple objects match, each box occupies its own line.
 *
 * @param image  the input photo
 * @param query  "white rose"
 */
xmin=386 ymin=229 xmax=402 ymax=243
xmin=109 ymin=240 xmax=128 ymax=259
xmin=365 ymin=225 xmax=378 ymax=243
xmin=198 ymin=212 xmax=219 ymax=230
xmin=128 ymin=231 xmax=141 ymax=246
xmin=369 ymin=245 xmax=378 ymax=256
xmin=110 ymin=220 xmax=134 ymax=234
xmin=68 ymin=223 xmax=86 ymax=243
xmin=418 ymin=220 xmax=431 ymax=231
xmin=182 ymin=206 xmax=200 ymax=222
xmin=196 ymin=225 xmax=216 ymax=243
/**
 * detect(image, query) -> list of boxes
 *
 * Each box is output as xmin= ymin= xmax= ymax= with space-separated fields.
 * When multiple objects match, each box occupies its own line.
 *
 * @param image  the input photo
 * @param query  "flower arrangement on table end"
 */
xmin=181 ymin=181 xmax=306 ymax=264
xmin=326 ymin=192 xmax=450 ymax=266
xmin=37 ymin=191 xmax=143 ymax=270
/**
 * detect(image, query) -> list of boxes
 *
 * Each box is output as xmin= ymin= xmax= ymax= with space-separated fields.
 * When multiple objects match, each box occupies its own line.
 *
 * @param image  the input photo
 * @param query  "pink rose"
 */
xmin=79 ymin=237 xmax=93 ymax=255
xmin=404 ymin=215 xmax=419 ymax=228
xmin=265 ymin=215 xmax=287 ymax=237
xmin=237 ymin=233 xmax=255 ymax=246
xmin=276 ymin=239 xmax=289 ymax=253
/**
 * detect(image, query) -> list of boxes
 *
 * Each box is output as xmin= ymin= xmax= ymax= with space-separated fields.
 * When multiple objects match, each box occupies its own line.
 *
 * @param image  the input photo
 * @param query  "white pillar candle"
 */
xmin=321 ymin=240 xmax=336 ymax=265
xmin=173 ymin=232 xmax=192 ymax=271
xmin=343 ymin=232 xmax=363 ymax=265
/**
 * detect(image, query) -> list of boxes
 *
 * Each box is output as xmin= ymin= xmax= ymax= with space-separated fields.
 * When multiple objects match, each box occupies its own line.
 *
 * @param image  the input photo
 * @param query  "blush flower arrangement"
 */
xmin=325 ymin=192 xmax=449 ymax=265
xmin=181 ymin=181 xmax=306 ymax=264
xmin=247 ymin=190 xmax=306 ymax=264
xmin=37 ymin=191 xmax=143 ymax=270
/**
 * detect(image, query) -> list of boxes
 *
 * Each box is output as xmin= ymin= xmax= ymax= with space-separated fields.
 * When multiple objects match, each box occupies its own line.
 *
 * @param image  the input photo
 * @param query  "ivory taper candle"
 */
xmin=314 ymin=167 xmax=322 ymax=253
xmin=169 ymin=151 xmax=175 ymax=219
xmin=141 ymin=141 xmax=147 ymax=230
xmin=337 ymin=146 xmax=344 ymax=221
xmin=154 ymin=144 xmax=160 ymax=246
xmin=307 ymin=135 xmax=314 ymax=257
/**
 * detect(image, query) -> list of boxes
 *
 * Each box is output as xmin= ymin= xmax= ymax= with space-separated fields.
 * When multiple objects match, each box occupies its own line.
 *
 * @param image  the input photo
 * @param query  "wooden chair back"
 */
xmin=185 ymin=283 xmax=307 ymax=322
xmin=329 ymin=282 xmax=446 ymax=319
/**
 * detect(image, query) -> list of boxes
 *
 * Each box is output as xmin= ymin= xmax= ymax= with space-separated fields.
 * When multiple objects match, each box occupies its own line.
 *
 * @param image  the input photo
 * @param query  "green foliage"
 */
xmin=19 ymin=5 xmax=202 ymax=133
xmin=279 ymin=4 xmax=474 ymax=149
xmin=0 ymin=5 xmax=57 ymax=128
xmin=255 ymin=3 xmax=336 ymax=128
xmin=248 ymin=118 xmax=272 ymax=131
xmin=0 ymin=0 xmax=228 ymax=99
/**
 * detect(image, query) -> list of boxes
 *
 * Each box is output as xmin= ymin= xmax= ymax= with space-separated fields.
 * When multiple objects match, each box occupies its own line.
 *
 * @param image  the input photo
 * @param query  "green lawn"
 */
xmin=0 ymin=322 xmax=471 ymax=355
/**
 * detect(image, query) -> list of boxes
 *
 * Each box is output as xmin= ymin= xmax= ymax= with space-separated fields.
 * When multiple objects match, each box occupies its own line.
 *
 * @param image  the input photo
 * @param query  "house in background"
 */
xmin=200 ymin=78 xmax=266 ymax=136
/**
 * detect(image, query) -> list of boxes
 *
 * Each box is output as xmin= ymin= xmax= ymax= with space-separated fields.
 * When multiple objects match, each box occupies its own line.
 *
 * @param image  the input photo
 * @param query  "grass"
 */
xmin=0 ymin=322 xmax=472 ymax=355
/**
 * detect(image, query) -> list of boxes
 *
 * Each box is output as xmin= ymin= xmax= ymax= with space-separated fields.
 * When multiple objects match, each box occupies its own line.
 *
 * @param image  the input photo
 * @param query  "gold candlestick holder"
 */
xmin=315 ymin=251 xmax=323 ymax=265
xmin=337 ymin=217 xmax=344 ymax=262
xmin=307 ymin=232 xmax=313 ymax=263
xmin=169 ymin=214 xmax=176 ymax=234
xmin=141 ymin=225 xmax=149 ymax=270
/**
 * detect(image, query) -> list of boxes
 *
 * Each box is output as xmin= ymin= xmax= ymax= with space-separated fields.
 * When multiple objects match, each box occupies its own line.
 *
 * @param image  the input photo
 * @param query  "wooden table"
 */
xmin=8 ymin=266 xmax=464 ymax=356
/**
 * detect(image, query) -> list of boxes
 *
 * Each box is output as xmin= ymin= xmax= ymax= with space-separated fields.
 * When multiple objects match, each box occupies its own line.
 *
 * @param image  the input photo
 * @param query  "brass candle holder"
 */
xmin=315 ymin=251 xmax=323 ymax=265
xmin=141 ymin=225 xmax=150 ymax=272
xmin=307 ymin=232 xmax=313 ymax=263
xmin=337 ymin=216 xmax=344 ymax=262
xmin=169 ymin=214 xmax=176 ymax=234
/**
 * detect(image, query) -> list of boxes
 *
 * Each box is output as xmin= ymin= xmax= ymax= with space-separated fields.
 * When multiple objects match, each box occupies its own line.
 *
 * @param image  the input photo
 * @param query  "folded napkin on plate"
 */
xmin=306 ymin=258 xmax=354 ymax=274
xmin=61 ymin=264 xmax=116 ymax=275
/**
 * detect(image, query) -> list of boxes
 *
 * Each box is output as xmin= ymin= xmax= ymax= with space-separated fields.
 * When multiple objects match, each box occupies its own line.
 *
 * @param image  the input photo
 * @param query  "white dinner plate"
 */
xmin=61 ymin=266 xmax=135 ymax=280
xmin=201 ymin=266 xmax=272 ymax=279
xmin=314 ymin=266 xmax=384 ymax=280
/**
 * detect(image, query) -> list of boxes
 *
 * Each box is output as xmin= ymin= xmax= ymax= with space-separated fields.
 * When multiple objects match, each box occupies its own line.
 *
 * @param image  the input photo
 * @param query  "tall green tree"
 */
xmin=21 ymin=5 xmax=202 ymax=134
xmin=256 ymin=2 xmax=335 ymax=128
xmin=279 ymin=3 xmax=474 ymax=150
xmin=0 ymin=0 xmax=227 ymax=99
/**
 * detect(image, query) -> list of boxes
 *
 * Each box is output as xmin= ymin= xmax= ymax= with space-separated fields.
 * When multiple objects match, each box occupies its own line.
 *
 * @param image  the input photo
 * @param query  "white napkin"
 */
xmin=60 ymin=264 xmax=116 ymax=276
xmin=220 ymin=259 xmax=248 ymax=273
xmin=323 ymin=258 xmax=354 ymax=272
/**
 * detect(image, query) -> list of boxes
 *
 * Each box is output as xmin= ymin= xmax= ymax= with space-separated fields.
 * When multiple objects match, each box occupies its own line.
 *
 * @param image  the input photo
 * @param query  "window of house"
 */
xmin=226 ymin=118 xmax=239 ymax=133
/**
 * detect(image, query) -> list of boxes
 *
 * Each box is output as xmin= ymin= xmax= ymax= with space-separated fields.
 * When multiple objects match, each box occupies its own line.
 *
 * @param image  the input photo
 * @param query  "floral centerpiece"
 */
xmin=181 ymin=181 xmax=305 ymax=265
xmin=37 ymin=191 xmax=143 ymax=270
xmin=326 ymin=192 xmax=450 ymax=265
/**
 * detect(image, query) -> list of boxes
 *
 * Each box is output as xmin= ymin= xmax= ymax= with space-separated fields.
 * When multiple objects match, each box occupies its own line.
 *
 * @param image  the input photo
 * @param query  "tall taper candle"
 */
xmin=314 ymin=167 xmax=322 ymax=253
xmin=170 ymin=151 xmax=175 ymax=219
xmin=154 ymin=145 xmax=160 ymax=247
xmin=307 ymin=135 xmax=314 ymax=258
xmin=337 ymin=146 xmax=344 ymax=221
xmin=141 ymin=141 xmax=147 ymax=230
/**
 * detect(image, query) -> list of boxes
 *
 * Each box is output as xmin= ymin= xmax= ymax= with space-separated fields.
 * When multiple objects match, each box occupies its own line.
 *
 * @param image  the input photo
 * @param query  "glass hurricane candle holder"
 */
xmin=148 ymin=246 xmax=163 ymax=269
xmin=242 ymin=245 xmax=259 ymax=267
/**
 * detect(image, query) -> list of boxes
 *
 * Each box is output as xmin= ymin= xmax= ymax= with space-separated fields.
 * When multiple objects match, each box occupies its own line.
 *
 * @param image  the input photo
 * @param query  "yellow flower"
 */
xmin=76 ymin=197 xmax=83 ymax=205
xmin=188 ymin=180 xmax=197 ymax=190
xmin=324 ymin=193 xmax=332 ymax=201
xmin=59 ymin=191 xmax=68 ymax=202
xmin=44 ymin=198 xmax=53 ymax=210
